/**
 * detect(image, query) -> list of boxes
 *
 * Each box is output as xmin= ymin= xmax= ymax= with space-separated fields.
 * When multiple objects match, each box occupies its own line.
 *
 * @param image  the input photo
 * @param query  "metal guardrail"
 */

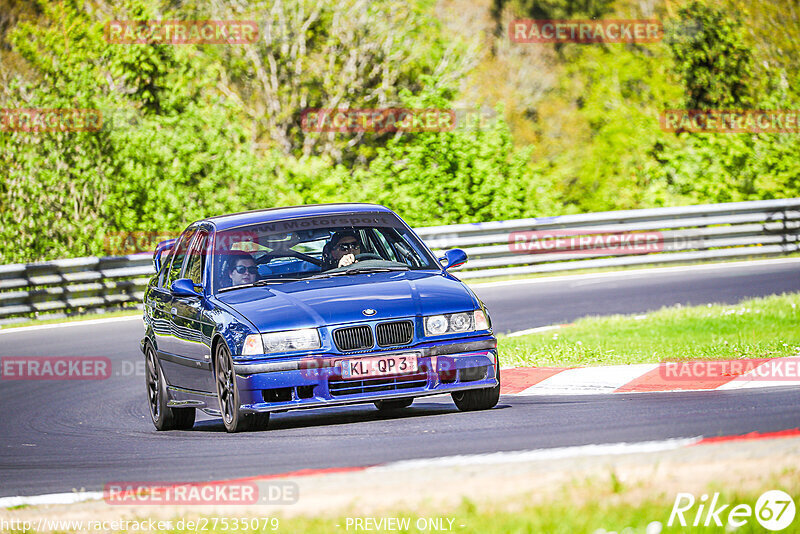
xmin=418 ymin=198 xmax=800 ymax=279
xmin=0 ymin=255 xmax=153 ymax=321
xmin=1 ymin=198 xmax=798 ymax=323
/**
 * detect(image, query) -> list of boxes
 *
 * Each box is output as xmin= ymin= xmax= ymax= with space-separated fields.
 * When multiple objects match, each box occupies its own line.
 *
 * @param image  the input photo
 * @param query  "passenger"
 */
xmin=222 ymin=252 xmax=258 ymax=287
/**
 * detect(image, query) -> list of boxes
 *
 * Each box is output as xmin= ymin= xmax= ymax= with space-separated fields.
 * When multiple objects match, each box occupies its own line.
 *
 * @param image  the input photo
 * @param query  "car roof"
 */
xmin=204 ymin=203 xmax=396 ymax=231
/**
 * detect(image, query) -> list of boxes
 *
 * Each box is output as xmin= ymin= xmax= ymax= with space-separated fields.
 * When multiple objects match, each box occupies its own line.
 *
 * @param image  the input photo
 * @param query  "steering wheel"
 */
xmin=354 ymin=253 xmax=383 ymax=262
xmin=254 ymin=250 xmax=324 ymax=267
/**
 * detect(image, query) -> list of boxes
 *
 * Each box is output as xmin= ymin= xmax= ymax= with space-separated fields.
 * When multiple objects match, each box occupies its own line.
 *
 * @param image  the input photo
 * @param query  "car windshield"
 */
xmin=213 ymin=211 xmax=437 ymax=293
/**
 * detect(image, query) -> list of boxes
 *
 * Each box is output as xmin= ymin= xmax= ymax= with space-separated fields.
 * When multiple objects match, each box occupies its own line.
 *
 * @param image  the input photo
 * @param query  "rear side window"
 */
xmin=165 ymin=229 xmax=196 ymax=288
xmin=156 ymin=248 xmax=173 ymax=288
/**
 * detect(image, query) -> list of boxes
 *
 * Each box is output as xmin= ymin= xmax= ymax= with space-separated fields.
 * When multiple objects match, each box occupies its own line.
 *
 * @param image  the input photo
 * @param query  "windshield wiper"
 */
xmin=253 ymin=278 xmax=307 ymax=285
xmin=303 ymin=273 xmax=334 ymax=280
xmin=328 ymin=266 xmax=410 ymax=276
xmin=218 ymin=278 xmax=305 ymax=292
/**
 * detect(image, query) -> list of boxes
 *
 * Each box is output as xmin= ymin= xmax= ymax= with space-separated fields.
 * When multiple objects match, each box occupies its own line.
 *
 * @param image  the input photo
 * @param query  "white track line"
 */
xmin=505 ymin=324 xmax=566 ymax=338
xmin=0 ymin=491 xmax=103 ymax=508
xmin=0 ymin=315 xmax=141 ymax=335
xmin=516 ymin=364 xmax=659 ymax=395
xmin=370 ymin=437 xmax=701 ymax=472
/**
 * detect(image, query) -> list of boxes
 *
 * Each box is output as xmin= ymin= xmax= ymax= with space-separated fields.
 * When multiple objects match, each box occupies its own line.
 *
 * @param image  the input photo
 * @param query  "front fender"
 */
xmin=207 ymin=303 xmax=259 ymax=360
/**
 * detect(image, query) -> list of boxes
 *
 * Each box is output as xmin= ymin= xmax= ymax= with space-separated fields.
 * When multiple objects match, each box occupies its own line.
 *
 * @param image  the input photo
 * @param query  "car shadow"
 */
xmin=189 ymin=400 xmax=510 ymax=433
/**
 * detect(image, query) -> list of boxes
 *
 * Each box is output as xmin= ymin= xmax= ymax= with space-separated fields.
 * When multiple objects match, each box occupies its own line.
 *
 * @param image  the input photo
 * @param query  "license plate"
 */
xmin=340 ymin=353 xmax=418 ymax=379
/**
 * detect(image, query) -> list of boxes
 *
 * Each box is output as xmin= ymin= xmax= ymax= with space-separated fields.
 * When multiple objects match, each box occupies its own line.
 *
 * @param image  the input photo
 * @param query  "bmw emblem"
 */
xmin=362 ymin=308 xmax=377 ymax=316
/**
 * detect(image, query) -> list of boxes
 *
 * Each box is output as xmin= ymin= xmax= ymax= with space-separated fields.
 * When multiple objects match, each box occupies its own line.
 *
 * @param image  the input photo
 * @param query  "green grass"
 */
xmin=6 ymin=466 xmax=797 ymax=533
xmin=498 ymin=292 xmax=800 ymax=368
xmin=151 ymin=470 xmax=799 ymax=534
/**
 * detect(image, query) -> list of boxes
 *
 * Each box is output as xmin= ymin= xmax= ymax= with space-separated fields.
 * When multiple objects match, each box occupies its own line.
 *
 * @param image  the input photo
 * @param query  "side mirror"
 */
xmin=439 ymin=248 xmax=468 ymax=270
xmin=171 ymin=278 xmax=202 ymax=297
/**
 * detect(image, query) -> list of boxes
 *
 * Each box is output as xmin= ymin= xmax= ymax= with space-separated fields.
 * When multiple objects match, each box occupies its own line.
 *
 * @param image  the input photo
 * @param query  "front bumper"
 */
xmin=232 ymin=337 xmax=498 ymax=413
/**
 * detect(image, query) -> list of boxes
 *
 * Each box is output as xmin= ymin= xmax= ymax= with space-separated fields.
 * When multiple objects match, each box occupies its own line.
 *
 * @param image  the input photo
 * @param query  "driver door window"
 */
xmin=183 ymin=230 xmax=208 ymax=286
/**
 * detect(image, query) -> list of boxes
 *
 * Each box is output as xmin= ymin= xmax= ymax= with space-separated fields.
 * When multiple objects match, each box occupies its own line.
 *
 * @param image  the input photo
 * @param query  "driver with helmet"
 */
xmin=322 ymin=231 xmax=363 ymax=269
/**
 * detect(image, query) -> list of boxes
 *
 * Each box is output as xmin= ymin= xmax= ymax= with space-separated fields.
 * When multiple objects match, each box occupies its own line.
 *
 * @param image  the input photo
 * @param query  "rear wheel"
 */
xmin=145 ymin=343 xmax=195 ymax=430
xmin=451 ymin=365 xmax=500 ymax=412
xmin=215 ymin=342 xmax=269 ymax=432
xmin=374 ymin=398 xmax=413 ymax=411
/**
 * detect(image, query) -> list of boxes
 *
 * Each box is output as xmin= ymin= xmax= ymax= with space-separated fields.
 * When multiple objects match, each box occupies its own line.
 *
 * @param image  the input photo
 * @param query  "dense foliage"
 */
xmin=0 ymin=0 xmax=797 ymax=263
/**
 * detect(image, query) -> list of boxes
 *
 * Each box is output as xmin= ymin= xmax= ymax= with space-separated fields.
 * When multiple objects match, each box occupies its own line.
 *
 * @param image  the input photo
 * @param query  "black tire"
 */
xmin=146 ymin=342 xmax=195 ymax=430
xmin=374 ymin=398 xmax=413 ymax=411
xmin=451 ymin=365 xmax=500 ymax=412
xmin=215 ymin=342 xmax=269 ymax=432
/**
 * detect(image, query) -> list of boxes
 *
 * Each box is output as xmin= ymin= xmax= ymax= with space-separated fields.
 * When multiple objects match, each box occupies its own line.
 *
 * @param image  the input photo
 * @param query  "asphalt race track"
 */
xmin=1 ymin=260 xmax=799 ymax=498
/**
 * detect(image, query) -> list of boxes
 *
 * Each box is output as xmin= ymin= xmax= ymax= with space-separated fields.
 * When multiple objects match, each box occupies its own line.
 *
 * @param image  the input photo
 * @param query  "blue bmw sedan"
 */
xmin=142 ymin=204 xmax=499 ymax=432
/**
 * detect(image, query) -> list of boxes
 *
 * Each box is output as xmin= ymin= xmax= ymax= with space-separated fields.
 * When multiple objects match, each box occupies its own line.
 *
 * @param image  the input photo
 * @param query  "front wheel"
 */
xmin=145 ymin=342 xmax=195 ymax=430
xmin=215 ymin=342 xmax=269 ymax=432
xmin=451 ymin=365 xmax=500 ymax=412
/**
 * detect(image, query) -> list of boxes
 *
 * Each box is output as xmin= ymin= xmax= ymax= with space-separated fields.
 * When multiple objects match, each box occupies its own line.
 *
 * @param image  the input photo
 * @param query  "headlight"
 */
xmin=425 ymin=315 xmax=448 ymax=335
xmin=423 ymin=310 xmax=490 ymax=337
xmin=261 ymin=328 xmax=321 ymax=354
xmin=449 ymin=312 xmax=471 ymax=332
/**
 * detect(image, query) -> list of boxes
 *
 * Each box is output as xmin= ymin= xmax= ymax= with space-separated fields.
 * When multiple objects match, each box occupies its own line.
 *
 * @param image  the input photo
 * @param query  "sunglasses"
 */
xmin=233 ymin=265 xmax=258 ymax=275
xmin=336 ymin=241 xmax=360 ymax=251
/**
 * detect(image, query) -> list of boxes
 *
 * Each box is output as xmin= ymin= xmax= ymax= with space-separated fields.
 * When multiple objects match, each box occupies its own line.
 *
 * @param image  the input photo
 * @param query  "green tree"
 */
xmin=353 ymin=86 xmax=561 ymax=225
xmin=648 ymin=0 xmax=800 ymax=206
xmin=666 ymin=0 xmax=755 ymax=110
xmin=193 ymin=0 xmax=478 ymax=165
xmin=0 ymin=0 xmax=280 ymax=263
xmin=490 ymin=0 xmax=616 ymax=39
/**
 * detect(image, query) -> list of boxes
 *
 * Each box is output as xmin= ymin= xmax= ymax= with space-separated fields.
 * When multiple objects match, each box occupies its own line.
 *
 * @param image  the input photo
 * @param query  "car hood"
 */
xmin=215 ymin=271 xmax=478 ymax=332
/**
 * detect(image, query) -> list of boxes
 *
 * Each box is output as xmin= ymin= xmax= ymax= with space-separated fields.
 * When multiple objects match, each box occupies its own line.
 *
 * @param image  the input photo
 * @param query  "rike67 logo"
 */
xmin=669 ymin=490 xmax=796 ymax=531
